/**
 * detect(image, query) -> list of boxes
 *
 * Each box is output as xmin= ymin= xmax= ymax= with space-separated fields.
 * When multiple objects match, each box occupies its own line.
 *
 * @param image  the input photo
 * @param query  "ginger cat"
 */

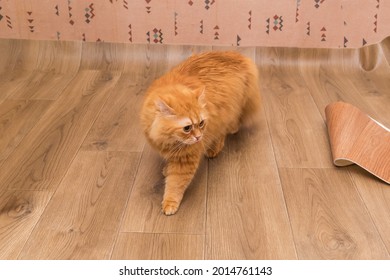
xmin=140 ymin=51 xmax=261 ymax=215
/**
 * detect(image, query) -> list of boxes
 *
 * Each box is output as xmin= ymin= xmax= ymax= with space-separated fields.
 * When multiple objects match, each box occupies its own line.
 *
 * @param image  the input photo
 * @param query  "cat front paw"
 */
xmin=162 ymin=200 xmax=179 ymax=216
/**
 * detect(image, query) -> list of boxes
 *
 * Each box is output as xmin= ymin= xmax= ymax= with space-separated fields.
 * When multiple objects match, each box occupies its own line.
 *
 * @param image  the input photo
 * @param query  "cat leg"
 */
xmin=162 ymin=155 xmax=201 ymax=215
xmin=205 ymin=137 xmax=225 ymax=158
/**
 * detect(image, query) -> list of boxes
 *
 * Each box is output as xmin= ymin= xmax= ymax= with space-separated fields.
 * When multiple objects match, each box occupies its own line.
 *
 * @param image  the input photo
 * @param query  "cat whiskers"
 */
xmin=200 ymin=137 xmax=213 ymax=154
xmin=200 ymin=135 xmax=228 ymax=157
xmin=165 ymin=141 xmax=186 ymax=159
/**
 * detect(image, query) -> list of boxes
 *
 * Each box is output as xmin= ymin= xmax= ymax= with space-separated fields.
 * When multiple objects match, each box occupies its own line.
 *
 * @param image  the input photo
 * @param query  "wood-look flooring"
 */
xmin=0 ymin=38 xmax=389 ymax=260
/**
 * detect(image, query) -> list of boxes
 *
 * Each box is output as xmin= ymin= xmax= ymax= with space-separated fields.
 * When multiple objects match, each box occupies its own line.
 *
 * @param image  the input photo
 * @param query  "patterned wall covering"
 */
xmin=0 ymin=0 xmax=389 ymax=48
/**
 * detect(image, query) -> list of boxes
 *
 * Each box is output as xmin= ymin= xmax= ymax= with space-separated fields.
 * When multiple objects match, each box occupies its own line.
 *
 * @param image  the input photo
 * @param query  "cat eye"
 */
xmin=199 ymin=120 xmax=205 ymax=128
xmin=183 ymin=125 xmax=192 ymax=133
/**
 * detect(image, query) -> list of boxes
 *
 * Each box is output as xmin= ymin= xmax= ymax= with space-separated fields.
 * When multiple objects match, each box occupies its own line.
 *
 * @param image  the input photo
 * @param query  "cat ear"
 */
xmin=197 ymin=87 xmax=207 ymax=108
xmin=155 ymin=99 xmax=176 ymax=116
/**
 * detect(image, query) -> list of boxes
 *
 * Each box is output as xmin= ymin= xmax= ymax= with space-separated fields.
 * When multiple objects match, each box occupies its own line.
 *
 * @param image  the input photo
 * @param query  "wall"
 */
xmin=0 ymin=0 xmax=389 ymax=48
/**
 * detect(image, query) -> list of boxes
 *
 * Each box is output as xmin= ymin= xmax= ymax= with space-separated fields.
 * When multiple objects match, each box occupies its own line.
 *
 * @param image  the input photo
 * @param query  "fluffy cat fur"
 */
xmin=140 ymin=51 xmax=261 ymax=215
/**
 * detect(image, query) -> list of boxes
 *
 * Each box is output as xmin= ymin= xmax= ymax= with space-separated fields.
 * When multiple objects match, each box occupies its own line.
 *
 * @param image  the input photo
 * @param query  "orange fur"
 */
xmin=140 ymin=51 xmax=261 ymax=215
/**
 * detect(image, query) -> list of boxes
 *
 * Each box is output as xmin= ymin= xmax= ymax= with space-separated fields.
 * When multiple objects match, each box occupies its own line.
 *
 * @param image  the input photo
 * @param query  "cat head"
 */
xmin=149 ymin=85 xmax=207 ymax=146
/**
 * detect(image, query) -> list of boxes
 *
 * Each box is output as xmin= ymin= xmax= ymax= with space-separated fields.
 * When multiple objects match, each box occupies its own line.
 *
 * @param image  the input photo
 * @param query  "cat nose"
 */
xmin=195 ymin=135 xmax=201 ymax=141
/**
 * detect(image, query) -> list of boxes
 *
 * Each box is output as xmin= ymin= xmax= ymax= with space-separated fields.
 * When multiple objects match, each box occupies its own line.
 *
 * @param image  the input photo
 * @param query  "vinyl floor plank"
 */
xmin=257 ymin=48 xmax=332 ymax=168
xmin=79 ymin=42 xmax=133 ymax=72
xmin=304 ymin=68 xmax=388 ymax=125
xmin=0 ymin=39 xmax=81 ymax=101
xmin=205 ymin=110 xmax=297 ymax=260
xmin=7 ymin=71 xmax=77 ymax=100
xmin=279 ymin=168 xmax=389 ymax=259
xmin=0 ymin=99 xmax=52 ymax=164
xmin=80 ymin=75 xmax=147 ymax=152
xmin=352 ymin=70 xmax=390 ymax=128
xmin=350 ymin=167 xmax=390 ymax=255
xmin=298 ymin=47 xmax=390 ymax=128
xmin=19 ymin=151 xmax=140 ymax=260
xmin=0 ymin=190 xmax=52 ymax=259
xmin=0 ymin=70 xmax=121 ymax=191
xmin=112 ymin=232 xmax=204 ymax=260
xmin=0 ymin=71 xmax=33 ymax=101
xmin=0 ymin=39 xmax=13 ymax=73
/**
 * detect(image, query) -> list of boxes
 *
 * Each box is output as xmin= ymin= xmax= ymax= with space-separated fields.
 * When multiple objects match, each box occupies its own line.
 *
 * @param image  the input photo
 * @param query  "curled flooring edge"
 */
xmin=325 ymin=101 xmax=390 ymax=184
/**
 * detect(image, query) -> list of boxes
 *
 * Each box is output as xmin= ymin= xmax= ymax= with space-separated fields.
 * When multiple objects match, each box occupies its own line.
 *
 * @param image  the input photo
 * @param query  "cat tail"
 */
xmin=240 ymin=63 xmax=262 ymax=129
